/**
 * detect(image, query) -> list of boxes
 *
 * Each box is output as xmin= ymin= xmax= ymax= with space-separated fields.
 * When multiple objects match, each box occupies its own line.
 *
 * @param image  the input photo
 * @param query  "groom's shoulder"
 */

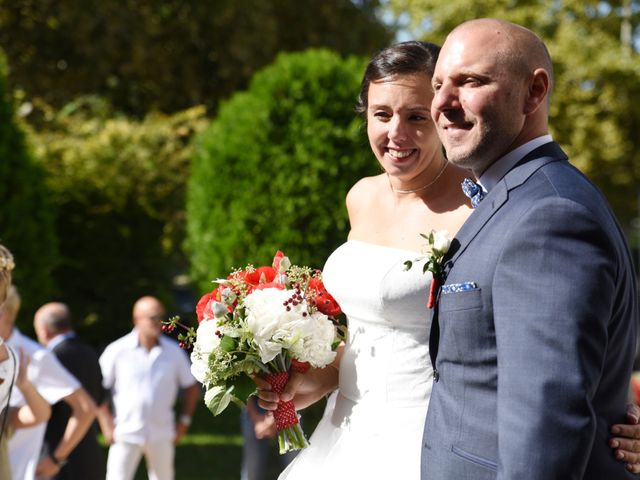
xmin=512 ymin=158 xmax=626 ymax=240
xmin=525 ymin=157 xmax=607 ymax=207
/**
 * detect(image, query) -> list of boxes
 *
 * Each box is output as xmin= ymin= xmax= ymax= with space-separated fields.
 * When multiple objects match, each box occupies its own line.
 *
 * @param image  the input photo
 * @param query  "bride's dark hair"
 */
xmin=355 ymin=41 xmax=441 ymax=116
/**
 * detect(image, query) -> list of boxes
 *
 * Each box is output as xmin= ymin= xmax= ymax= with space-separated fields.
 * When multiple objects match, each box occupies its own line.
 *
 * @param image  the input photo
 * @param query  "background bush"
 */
xmin=27 ymin=98 xmax=208 ymax=345
xmin=0 ymin=49 xmax=58 ymax=320
xmin=186 ymin=49 xmax=379 ymax=292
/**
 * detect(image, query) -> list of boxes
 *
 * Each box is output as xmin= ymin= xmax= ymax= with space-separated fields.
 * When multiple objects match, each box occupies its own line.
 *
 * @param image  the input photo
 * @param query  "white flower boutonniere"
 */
xmin=404 ymin=230 xmax=452 ymax=308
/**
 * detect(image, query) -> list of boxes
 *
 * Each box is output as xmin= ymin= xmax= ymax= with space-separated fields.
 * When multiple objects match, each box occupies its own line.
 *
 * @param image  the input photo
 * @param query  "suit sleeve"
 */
xmin=493 ymin=197 xmax=619 ymax=479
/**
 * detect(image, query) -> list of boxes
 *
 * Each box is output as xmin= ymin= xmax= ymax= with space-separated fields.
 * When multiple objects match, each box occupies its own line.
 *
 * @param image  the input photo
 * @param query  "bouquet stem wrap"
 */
xmin=264 ymin=371 xmax=309 ymax=453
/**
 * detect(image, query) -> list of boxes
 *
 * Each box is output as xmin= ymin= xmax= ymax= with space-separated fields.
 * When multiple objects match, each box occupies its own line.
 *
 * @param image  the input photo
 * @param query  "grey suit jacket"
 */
xmin=422 ymin=142 xmax=638 ymax=479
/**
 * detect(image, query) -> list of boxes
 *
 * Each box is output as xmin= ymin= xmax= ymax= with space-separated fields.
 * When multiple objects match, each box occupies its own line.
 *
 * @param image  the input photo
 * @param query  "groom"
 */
xmin=423 ymin=18 xmax=639 ymax=479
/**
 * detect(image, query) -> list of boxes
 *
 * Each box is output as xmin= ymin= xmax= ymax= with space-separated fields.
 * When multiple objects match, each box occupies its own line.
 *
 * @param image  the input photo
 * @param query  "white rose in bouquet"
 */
xmin=244 ymin=288 xmax=308 ymax=364
xmin=190 ymin=319 xmax=221 ymax=383
xmin=289 ymin=312 xmax=337 ymax=368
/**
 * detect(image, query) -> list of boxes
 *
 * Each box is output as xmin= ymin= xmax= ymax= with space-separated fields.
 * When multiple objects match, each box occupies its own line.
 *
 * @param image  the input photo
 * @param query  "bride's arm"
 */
xmin=256 ymin=345 xmax=343 ymax=411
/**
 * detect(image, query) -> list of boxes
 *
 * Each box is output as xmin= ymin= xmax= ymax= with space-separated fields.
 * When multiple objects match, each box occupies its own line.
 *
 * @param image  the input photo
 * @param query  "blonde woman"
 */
xmin=0 ymin=246 xmax=50 ymax=480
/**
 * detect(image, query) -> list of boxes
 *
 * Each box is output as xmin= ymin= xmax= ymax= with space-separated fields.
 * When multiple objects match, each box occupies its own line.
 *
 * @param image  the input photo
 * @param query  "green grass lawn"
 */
xmin=113 ymin=396 xmax=328 ymax=480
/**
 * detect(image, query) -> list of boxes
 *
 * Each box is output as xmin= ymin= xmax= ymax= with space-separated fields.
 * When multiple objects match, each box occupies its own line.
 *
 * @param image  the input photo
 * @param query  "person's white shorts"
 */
xmin=106 ymin=440 xmax=175 ymax=480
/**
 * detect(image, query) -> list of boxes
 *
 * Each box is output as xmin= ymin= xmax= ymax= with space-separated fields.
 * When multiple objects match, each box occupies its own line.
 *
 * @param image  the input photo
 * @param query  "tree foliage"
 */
xmin=0 ymin=0 xmax=392 ymax=116
xmin=27 ymin=98 xmax=208 ymax=344
xmin=0 ymin=49 xmax=58 ymax=323
xmin=186 ymin=49 xmax=378 ymax=292
xmin=387 ymin=0 xmax=640 ymax=231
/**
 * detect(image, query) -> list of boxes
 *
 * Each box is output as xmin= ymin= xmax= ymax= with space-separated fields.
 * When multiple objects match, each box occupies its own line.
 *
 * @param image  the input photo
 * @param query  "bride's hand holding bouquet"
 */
xmin=254 ymin=342 xmax=344 ymax=413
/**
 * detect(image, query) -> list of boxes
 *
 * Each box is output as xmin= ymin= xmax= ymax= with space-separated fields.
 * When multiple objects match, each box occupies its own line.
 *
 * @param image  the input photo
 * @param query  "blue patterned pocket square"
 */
xmin=441 ymin=282 xmax=478 ymax=294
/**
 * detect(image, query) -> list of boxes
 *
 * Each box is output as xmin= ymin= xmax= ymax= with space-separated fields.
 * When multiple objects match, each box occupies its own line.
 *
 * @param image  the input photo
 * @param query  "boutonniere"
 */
xmin=404 ymin=230 xmax=452 ymax=308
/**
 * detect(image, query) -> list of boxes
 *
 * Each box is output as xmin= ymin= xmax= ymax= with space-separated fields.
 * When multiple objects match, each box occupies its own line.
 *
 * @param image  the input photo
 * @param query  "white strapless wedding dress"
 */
xmin=279 ymin=240 xmax=433 ymax=480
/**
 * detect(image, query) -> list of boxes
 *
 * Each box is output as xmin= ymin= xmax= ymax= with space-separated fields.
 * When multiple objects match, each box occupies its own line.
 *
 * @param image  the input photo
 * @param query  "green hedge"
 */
xmin=186 ymin=49 xmax=378 ymax=291
xmin=28 ymin=98 xmax=208 ymax=345
xmin=0 ymin=50 xmax=58 ymax=322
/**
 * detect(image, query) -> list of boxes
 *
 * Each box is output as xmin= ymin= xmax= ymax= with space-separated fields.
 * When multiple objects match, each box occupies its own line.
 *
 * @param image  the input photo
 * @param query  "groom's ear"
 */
xmin=523 ymin=68 xmax=550 ymax=115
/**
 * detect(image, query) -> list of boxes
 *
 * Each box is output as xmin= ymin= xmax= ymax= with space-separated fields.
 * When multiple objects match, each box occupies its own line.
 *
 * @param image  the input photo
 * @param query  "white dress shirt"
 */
xmin=7 ymin=328 xmax=80 ymax=480
xmin=99 ymin=329 xmax=196 ymax=445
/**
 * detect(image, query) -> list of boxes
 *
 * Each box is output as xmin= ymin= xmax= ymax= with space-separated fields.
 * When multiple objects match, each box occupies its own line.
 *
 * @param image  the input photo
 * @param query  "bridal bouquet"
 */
xmin=183 ymin=251 xmax=345 ymax=453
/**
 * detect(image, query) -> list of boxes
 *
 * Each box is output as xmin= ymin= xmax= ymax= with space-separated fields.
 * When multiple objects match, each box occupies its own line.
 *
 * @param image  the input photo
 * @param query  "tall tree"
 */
xmin=186 ymin=49 xmax=378 ymax=291
xmin=387 ymin=0 xmax=640 ymax=235
xmin=0 ymin=0 xmax=392 ymax=115
xmin=0 ymin=50 xmax=58 ymax=322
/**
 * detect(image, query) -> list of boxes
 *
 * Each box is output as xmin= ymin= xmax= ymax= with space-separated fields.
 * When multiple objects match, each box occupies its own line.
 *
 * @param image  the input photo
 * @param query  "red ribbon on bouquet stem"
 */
xmin=263 ymin=371 xmax=299 ymax=431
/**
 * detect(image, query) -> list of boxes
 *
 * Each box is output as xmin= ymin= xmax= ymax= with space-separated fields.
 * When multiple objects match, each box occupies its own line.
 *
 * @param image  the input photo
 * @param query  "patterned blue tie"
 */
xmin=461 ymin=178 xmax=485 ymax=208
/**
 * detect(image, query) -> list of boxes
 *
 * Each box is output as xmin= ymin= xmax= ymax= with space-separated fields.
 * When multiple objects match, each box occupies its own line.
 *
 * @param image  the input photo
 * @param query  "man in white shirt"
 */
xmin=98 ymin=295 xmax=200 ymax=480
xmin=0 ymin=287 xmax=97 ymax=480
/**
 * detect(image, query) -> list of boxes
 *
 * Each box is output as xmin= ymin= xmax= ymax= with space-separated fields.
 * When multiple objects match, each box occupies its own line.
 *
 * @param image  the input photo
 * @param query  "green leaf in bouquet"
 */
xmin=228 ymin=355 xmax=263 ymax=377
xmin=204 ymin=385 xmax=234 ymax=416
xmin=334 ymin=323 xmax=349 ymax=345
xmin=230 ymin=373 xmax=256 ymax=404
xmin=220 ymin=335 xmax=237 ymax=352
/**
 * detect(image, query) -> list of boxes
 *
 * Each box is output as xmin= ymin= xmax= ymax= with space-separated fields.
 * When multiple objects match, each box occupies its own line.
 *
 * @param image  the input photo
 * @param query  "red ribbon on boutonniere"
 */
xmin=404 ymin=230 xmax=452 ymax=309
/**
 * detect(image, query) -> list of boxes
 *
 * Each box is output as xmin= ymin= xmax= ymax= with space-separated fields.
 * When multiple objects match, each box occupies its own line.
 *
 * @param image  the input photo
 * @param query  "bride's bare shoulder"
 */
xmin=346 ymin=174 xmax=385 ymax=211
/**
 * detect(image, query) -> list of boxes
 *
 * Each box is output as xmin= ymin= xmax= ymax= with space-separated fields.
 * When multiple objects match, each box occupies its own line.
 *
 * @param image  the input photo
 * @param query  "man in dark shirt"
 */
xmin=34 ymin=302 xmax=106 ymax=479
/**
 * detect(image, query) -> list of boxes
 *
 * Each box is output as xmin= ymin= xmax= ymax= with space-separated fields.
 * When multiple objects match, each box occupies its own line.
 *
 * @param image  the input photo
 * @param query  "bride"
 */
xmin=255 ymin=41 xmax=640 ymax=478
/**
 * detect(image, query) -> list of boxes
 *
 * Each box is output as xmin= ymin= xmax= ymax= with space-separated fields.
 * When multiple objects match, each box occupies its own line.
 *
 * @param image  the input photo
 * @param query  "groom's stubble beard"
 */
xmin=437 ymin=111 xmax=522 ymax=177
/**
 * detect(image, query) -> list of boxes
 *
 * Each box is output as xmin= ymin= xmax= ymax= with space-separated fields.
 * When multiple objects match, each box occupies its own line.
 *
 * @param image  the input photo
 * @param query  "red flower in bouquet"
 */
xmin=308 ymin=277 xmax=342 ymax=317
xmin=196 ymin=288 xmax=217 ymax=323
xmin=240 ymin=266 xmax=277 ymax=286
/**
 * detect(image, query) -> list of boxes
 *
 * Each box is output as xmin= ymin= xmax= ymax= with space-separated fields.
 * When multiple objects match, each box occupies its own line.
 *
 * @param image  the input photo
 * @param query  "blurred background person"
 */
xmin=0 ymin=286 xmax=96 ymax=480
xmin=0 ymin=245 xmax=13 ymax=305
xmin=0 ymin=348 xmax=52 ymax=480
xmin=0 ymin=244 xmax=51 ymax=480
xmin=34 ymin=302 xmax=106 ymax=479
xmin=98 ymin=295 xmax=200 ymax=480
